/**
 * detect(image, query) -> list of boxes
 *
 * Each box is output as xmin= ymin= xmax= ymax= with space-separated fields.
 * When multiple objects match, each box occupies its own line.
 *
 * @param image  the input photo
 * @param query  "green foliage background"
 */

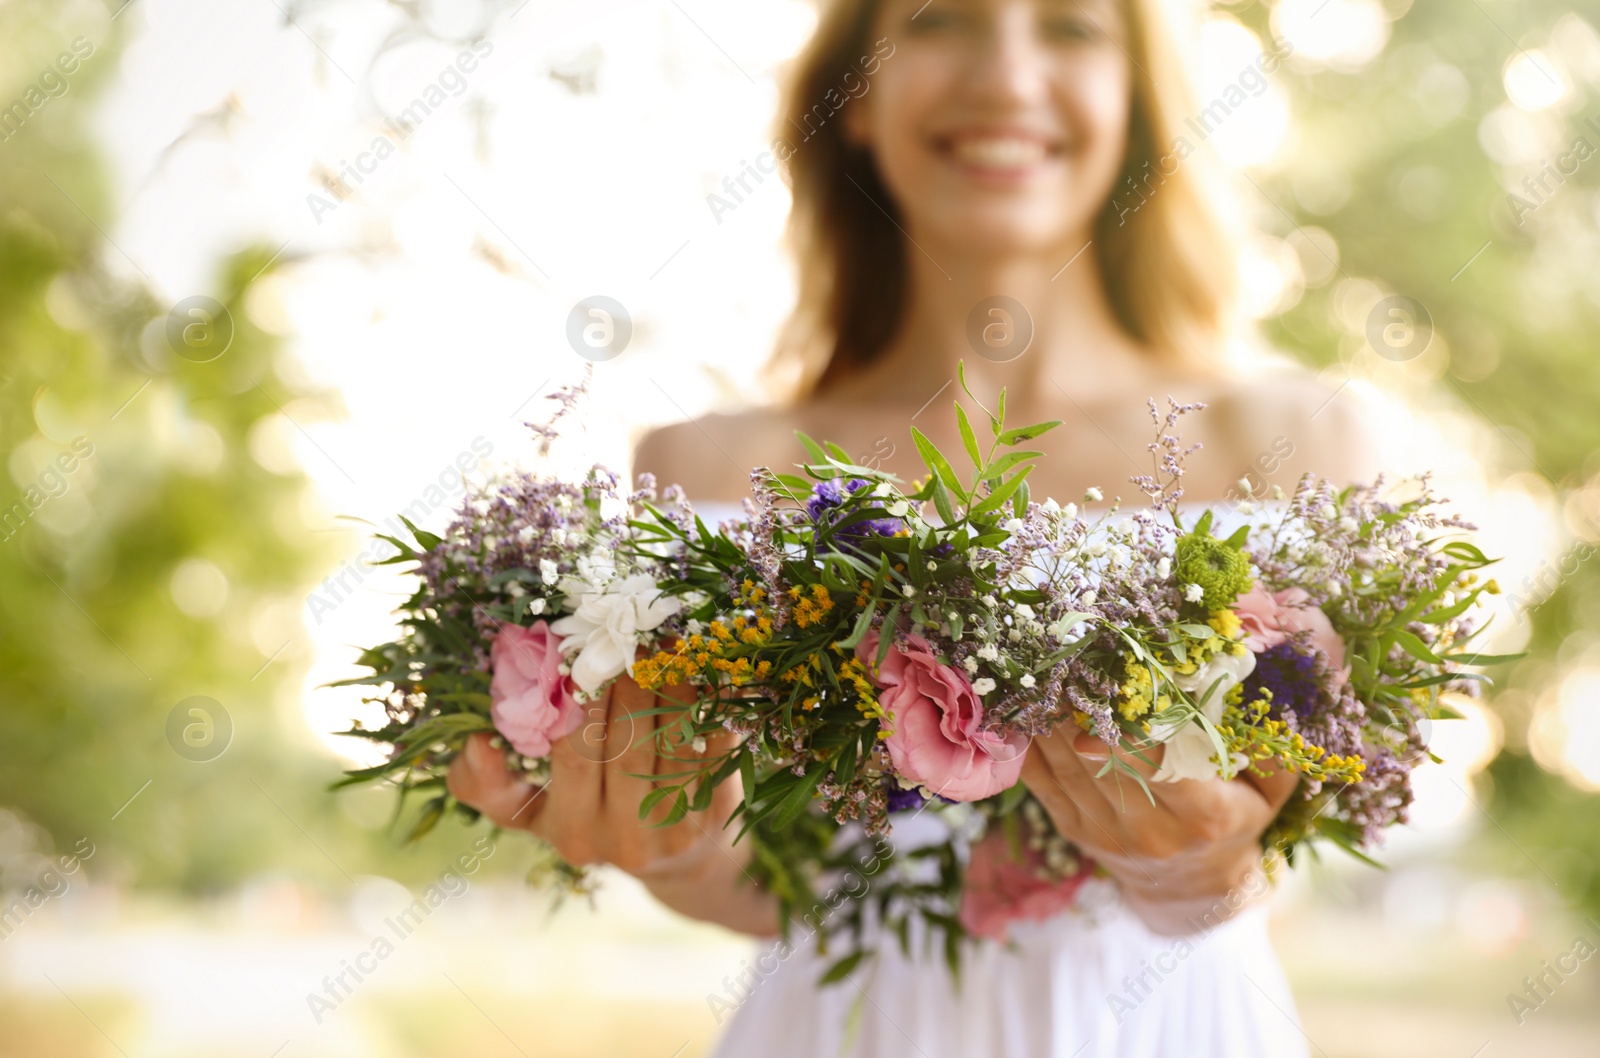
xmin=0 ymin=0 xmax=483 ymax=894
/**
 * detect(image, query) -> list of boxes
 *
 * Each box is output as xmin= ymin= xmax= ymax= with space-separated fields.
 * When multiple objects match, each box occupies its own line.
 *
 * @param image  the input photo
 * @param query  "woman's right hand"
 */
xmin=446 ymin=674 xmax=779 ymax=935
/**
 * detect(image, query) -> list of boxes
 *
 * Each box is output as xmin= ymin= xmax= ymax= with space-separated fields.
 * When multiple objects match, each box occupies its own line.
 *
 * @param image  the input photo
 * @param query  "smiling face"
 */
xmin=847 ymin=0 xmax=1135 ymax=258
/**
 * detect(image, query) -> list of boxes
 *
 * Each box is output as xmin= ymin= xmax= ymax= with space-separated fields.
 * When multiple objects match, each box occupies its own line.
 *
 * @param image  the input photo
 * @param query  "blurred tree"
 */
xmin=1228 ymin=0 xmax=1600 ymax=912
xmin=0 ymin=0 xmax=469 ymax=893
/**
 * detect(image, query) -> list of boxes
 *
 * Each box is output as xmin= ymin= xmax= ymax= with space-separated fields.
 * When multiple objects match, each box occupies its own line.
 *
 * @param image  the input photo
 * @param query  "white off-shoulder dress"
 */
xmin=690 ymin=498 xmax=1311 ymax=1058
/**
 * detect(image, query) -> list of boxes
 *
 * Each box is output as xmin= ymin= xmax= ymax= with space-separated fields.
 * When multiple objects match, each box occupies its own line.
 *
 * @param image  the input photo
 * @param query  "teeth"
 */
xmin=951 ymin=137 xmax=1047 ymax=168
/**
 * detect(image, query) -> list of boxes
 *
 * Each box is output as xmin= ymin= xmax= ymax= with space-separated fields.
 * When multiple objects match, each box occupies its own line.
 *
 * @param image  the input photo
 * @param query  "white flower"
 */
xmin=1237 ymin=501 xmax=1256 ymax=515
xmin=686 ymin=618 xmax=704 ymax=634
xmin=1014 ymin=603 xmax=1036 ymax=621
xmin=548 ymin=572 xmax=681 ymax=693
xmin=902 ymin=584 xmax=917 ymax=597
xmin=691 ymin=736 xmax=707 ymax=753
xmin=982 ymin=594 xmax=998 ymax=608
xmin=926 ymin=561 xmax=937 ymax=571
xmin=1236 ymin=477 xmax=1253 ymax=495
xmin=1183 ymin=583 xmax=1206 ymax=603
xmin=1020 ymin=673 xmax=1036 ymax=689
xmin=1085 ymin=487 xmax=1103 ymax=502
xmin=977 ymin=643 xmax=999 ymax=662
xmin=1156 ymin=557 xmax=1171 ymax=580
xmin=1081 ymin=590 xmax=1097 ymax=606
xmin=1319 ymin=503 xmax=1338 ymax=520
xmin=506 ymin=582 xmax=525 ymax=598
xmin=1043 ymin=498 xmax=1060 ymax=513
xmin=963 ymin=656 xmax=979 ymax=674
xmin=972 ymin=677 xmax=996 ymax=696
xmin=1008 ymin=628 xmax=1021 ymax=642
xmin=527 ymin=597 xmax=547 ymax=615
xmin=518 ymin=526 xmax=538 ymax=543
xmin=539 ymin=559 xmax=559 ymax=584
xmin=1151 ymin=649 xmax=1258 ymax=783
xmin=1004 ymin=517 xmax=1025 ymax=533
xmin=1063 ymin=503 xmax=1078 ymax=519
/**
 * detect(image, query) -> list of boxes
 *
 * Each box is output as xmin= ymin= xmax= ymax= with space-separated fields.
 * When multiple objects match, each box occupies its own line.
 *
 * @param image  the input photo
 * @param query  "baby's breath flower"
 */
xmin=972 ymin=677 xmax=996 ymax=695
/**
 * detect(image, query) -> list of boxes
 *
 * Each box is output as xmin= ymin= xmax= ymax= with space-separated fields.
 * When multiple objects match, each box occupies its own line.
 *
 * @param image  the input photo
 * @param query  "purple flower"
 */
xmin=1240 ymin=642 xmax=1323 ymax=722
xmin=805 ymin=478 xmax=904 ymax=539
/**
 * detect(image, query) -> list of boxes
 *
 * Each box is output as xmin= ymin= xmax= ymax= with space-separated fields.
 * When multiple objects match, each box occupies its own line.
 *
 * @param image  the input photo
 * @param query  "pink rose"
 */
xmin=1234 ymin=584 xmax=1348 ymax=685
xmin=855 ymin=631 xmax=1028 ymax=802
xmin=489 ymin=621 xmax=583 ymax=758
xmin=958 ymin=828 xmax=1093 ymax=941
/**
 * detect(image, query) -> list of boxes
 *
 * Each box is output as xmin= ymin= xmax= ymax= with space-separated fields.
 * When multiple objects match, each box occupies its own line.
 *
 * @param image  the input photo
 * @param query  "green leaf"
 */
xmin=740 ymin=748 xmax=757 ymax=799
xmin=971 ymin=466 xmax=1033 ymax=515
xmin=954 ymin=403 xmax=982 ymax=469
xmin=911 ymin=427 xmax=964 ymax=499
xmin=771 ymin=767 xmax=825 ymax=829
xmin=397 ymin=515 xmax=443 ymax=552
xmin=977 ymin=450 xmax=1042 ymax=482
xmin=818 ymin=950 xmax=865 ymax=985
xmin=996 ymin=420 xmax=1063 ymax=445
xmin=795 ymin=431 xmax=828 ymax=464
xmin=1392 ymin=629 xmax=1444 ymax=665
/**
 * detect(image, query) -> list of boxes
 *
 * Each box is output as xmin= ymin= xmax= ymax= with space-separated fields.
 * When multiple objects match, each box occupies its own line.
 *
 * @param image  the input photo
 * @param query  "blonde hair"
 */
xmin=766 ymin=0 xmax=1244 ymax=399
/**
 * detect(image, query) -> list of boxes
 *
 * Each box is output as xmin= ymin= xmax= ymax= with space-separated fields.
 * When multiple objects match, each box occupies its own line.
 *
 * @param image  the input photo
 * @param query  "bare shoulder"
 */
xmin=632 ymin=409 xmax=805 ymax=501
xmin=1198 ymin=358 xmax=1386 ymax=488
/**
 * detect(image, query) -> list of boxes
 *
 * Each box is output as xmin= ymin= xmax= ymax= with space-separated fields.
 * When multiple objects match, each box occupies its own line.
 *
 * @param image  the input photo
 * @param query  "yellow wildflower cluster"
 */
xmin=1115 ymin=652 xmax=1172 ymax=721
xmin=786 ymin=582 xmax=835 ymax=629
xmin=777 ymin=647 xmax=891 ymax=736
xmin=632 ymin=602 xmax=776 ymax=690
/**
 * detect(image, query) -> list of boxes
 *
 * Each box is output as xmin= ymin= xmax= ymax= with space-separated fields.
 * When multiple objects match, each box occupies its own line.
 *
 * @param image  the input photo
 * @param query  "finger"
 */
xmin=1240 ymin=755 xmax=1302 ymax=814
xmin=1020 ymin=751 xmax=1084 ymax=835
xmin=536 ymin=686 xmax=607 ymax=846
xmin=603 ymin=676 xmax=665 ymax=833
xmin=1028 ymin=728 xmax=1123 ymax=835
xmin=447 ymin=733 xmax=546 ymax=832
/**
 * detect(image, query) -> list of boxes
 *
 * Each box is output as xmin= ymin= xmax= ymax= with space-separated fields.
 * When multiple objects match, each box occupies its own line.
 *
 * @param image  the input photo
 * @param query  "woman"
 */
xmin=449 ymin=0 xmax=1383 ymax=1053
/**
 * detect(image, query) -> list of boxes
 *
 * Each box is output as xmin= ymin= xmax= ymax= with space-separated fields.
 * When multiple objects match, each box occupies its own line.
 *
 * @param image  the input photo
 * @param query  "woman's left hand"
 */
xmin=1020 ymin=727 xmax=1300 ymax=936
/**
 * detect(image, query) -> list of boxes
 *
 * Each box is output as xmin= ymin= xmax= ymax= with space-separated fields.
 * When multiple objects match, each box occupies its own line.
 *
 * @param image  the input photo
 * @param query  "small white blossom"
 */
xmin=1085 ymin=487 xmax=1103 ymax=502
xmin=977 ymin=644 xmax=999 ymax=662
xmin=1237 ymin=500 xmax=1256 ymax=515
xmin=539 ymin=559 xmax=559 ymax=583
xmin=1156 ymin=557 xmax=1171 ymax=580
xmin=1043 ymin=498 xmax=1060 ymax=513
xmin=1008 ymin=628 xmax=1022 ymax=642
xmin=982 ymin=594 xmax=998 ymax=608
xmin=972 ymin=677 xmax=996 ymax=696
xmin=518 ymin=526 xmax=538 ymax=543
xmin=1319 ymin=503 xmax=1338 ymax=520
xmin=1014 ymin=603 xmax=1036 ymax=620
xmin=691 ymin=736 xmax=707 ymax=753
xmin=686 ymin=618 xmax=704 ymax=634
xmin=1081 ymin=590 xmax=1097 ymax=606
xmin=963 ymin=656 xmax=980 ymax=674
xmin=1237 ymin=477 xmax=1254 ymax=495
xmin=1063 ymin=503 xmax=1078 ymax=519
xmin=1271 ymin=485 xmax=1285 ymax=499
xmin=902 ymin=584 xmax=917 ymax=597
xmin=1004 ymin=517 xmax=1025 ymax=533
xmin=1184 ymin=582 xmax=1206 ymax=603
xmin=926 ymin=561 xmax=938 ymax=571
xmin=1020 ymin=673 xmax=1036 ymax=689
xmin=506 ymin=582 xmax=526 ymax=598
xmin=527 ymin=597 xmax=547 ymax=615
